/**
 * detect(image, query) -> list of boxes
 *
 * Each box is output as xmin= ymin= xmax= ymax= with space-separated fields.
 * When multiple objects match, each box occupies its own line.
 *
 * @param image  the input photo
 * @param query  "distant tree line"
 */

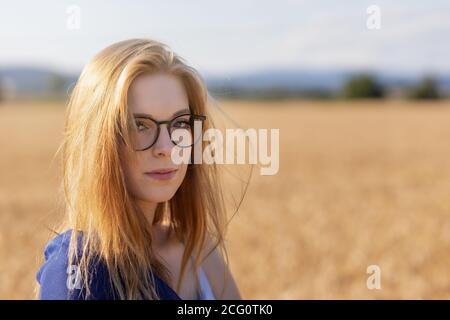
xmin=407 ymin=77 xmax=440 ymax=100
xmin=209 ymin=87 xmax=333 ymax=100
xmin=0 ymin=71 xmax=444 ymax=102
xmin=341 ymin=73 xmax=442 ymax=100
xmin=341 ymin=74 xmax=385 ymax=99
xmin=209 ymin=73 xmax=444 ymax=101
xmin=0 ymin=77 xmax=3 ymax=102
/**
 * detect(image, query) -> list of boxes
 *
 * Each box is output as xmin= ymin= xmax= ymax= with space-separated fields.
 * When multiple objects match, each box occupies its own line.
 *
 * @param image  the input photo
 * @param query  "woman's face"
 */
xmin=120 ymin=72 xmax=190 ymax=206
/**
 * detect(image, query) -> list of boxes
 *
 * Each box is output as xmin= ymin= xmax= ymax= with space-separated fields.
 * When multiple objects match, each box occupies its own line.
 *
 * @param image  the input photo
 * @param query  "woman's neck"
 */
xmin=135 ymin=198 xmax=158 ymax=225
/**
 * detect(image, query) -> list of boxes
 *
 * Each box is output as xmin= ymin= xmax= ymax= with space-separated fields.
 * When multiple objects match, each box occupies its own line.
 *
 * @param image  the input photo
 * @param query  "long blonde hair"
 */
xmin=59 ymin=38 xmax=229 ymax=299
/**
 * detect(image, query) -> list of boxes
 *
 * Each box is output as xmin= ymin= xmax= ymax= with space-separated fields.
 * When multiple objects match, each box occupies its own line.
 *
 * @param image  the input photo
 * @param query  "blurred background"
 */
xmin=1 ymin=0 xmax=450 ymax=299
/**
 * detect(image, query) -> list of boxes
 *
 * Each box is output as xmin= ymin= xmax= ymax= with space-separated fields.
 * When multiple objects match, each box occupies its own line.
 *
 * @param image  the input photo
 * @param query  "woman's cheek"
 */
xmin=177 ymin=164 xmax=188 ymax=184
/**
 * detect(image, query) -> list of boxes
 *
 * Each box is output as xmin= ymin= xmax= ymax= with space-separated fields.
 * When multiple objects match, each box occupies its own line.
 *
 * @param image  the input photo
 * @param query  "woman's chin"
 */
xmin=143 ymin=191 xmax=178 ymax=204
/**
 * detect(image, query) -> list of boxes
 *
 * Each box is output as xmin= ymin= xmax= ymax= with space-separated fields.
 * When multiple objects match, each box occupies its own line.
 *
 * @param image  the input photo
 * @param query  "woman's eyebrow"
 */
xmin=133 ymin=108 xmax=191 ymax=118
xmin=172 ymin=108 xmax=191 ymax=116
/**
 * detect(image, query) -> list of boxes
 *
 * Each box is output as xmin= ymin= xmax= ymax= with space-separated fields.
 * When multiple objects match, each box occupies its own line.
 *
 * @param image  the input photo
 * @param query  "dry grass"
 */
xmin=1 ymin=100 xmax=450 ymax=299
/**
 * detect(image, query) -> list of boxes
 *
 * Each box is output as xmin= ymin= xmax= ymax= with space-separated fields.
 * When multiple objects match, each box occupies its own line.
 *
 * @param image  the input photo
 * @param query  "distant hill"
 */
xmin=1 ymin=66 xmax=449 ymax=99
xmin=0 ymin=66 xmax=78 ymax=98
xmin=205 ymin=68 xmax=450 ymax=98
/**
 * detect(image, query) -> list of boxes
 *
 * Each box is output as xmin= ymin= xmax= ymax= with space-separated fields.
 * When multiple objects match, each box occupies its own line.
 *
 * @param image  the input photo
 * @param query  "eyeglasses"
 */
xmin=130 ymin=113 xmax=206 ymax=151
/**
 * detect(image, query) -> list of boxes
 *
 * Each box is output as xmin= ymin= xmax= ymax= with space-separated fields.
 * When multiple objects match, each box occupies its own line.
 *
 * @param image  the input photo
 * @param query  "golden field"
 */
xmin=1 ymin=100 xmax=450 ymax=299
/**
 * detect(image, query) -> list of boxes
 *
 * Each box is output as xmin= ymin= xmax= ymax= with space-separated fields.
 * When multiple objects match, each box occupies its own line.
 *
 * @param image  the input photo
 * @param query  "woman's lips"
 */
xmin=144 ymin=168 xmax=178 ymax=181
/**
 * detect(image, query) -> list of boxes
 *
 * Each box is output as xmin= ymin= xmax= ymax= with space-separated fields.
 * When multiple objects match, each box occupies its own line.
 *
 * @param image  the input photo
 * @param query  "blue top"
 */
xmin=36 ymin=230 xmax=181 ymax=300
xmin=197 ymin=265 xmax=216 ymax=300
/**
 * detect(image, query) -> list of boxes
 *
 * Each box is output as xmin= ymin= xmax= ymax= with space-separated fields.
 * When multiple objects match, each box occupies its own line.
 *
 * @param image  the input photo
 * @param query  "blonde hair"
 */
xmin=58 ymin=38 xmax=229 ymax=299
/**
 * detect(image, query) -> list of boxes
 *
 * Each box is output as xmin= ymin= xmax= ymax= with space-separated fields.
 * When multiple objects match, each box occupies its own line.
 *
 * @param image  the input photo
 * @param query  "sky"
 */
xmin=0 ymin=0 xmax=449 ymax=76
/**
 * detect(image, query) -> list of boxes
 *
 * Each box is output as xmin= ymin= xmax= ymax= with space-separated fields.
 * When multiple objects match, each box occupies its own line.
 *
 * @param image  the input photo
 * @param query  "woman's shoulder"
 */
xmin=198 ymin=235 xmax=242 ymax=300
xmin=36 ymin=229 xmax=114 ymax=300
xmin=36 ymin=229 xmax=80 ymax=299
xmin=40 ymin=229 xmax=78 ymax=260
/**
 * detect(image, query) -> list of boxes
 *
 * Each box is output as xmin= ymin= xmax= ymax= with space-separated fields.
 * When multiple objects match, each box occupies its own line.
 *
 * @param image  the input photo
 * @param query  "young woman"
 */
xmin=36 ymin=38 xmax=242 ymax=300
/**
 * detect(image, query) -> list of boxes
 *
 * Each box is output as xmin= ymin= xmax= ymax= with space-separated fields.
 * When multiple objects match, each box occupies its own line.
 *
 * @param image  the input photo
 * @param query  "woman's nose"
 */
xmin=151 ymin=124 xmax=173 ymax=158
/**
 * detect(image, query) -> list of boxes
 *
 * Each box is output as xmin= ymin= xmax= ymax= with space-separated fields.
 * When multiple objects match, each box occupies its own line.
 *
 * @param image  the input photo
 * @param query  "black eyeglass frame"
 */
xmin=131 ymin=113 xmax=207 ymax=151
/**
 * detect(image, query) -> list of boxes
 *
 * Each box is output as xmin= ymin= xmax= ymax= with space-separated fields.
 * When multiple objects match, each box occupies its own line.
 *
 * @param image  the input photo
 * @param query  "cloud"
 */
xmin=275 ymin=5 xmax=450 ymax=74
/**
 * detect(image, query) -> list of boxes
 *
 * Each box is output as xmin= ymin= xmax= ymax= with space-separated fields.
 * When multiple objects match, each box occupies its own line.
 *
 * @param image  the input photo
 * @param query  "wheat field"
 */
xmin=1 ymin=100 xmax=450 ymax=299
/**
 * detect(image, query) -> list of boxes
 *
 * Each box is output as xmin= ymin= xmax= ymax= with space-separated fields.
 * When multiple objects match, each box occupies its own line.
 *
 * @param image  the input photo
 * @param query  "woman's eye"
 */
xmin=136 ymin=122 xmax=148 ymax=131
xmin=173 ymin=120 xmax=191 ymax=129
